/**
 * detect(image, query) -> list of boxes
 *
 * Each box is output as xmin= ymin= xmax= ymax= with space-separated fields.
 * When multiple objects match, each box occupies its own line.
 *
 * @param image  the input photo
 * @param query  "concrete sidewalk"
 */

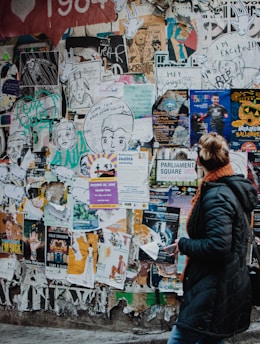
xmin=0 ymin=322 xmax=260 ymax=344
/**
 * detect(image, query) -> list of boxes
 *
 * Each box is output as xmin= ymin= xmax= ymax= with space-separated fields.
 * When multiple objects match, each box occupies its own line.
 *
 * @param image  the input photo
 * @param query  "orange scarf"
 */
xmin=179 ymin=163 xmax=235 ymax=282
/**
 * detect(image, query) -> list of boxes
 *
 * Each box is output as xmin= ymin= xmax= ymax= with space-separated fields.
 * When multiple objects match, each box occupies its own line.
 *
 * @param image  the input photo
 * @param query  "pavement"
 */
xmin=1 ymin=322 xmax=260 ymax=344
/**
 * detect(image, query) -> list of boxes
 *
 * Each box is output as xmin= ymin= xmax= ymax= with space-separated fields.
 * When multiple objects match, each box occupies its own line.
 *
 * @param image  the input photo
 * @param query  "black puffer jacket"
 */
xmin=177 ymin=175 xmax=258 ymax=338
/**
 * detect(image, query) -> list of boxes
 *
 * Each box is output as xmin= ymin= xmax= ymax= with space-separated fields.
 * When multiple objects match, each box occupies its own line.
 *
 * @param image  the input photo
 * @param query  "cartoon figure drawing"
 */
xmin=60 ymin=48 xmax=77 ymax=83
xmin=20 ymin=52 xmax=58 ymax=86
xmin=231 ymin=0 xmax=255 ymax=36
xmin=69 ymin=71 xmax=93 ymax=109
xmin=122 ymin=3 xmax=144 ymax=40
xmin=83 ymin=96 xmax=134 ymax=153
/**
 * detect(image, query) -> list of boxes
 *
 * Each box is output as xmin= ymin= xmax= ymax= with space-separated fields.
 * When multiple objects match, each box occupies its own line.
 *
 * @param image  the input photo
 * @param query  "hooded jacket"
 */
xmin=177 ymin=175 xmax=258 ymax=338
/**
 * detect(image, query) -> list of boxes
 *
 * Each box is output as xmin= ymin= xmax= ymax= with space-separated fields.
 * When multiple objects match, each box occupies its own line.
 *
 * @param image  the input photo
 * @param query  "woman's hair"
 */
xmin=198 ymin=132 xmax=230 ymax=171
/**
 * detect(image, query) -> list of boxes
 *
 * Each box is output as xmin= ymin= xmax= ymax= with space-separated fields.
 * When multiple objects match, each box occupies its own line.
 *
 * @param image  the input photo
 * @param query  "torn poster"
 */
xmin=0 ymin=257 xmax=17 ymax=281
xmin=138 ymin=204 xmax=180 ymax=263
xmin=96 ymin=228 xmax=131 ymax=290
xmin=67 ymin=232 xmax=98 ymax=289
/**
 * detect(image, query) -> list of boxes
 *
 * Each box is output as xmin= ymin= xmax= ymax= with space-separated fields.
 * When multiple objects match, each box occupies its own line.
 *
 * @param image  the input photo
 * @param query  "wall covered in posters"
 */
xmin=0 ymin=0 xmax=260 ymax=329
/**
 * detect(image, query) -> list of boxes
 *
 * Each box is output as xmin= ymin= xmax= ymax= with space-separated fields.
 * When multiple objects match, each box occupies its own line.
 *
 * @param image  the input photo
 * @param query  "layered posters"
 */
xmin=190 ymin=89 xmax=231 ymax=146
xmin=152 ymin=89 xmax=190 ymax=148
xmin=138 ymin=204 xmax=180 ymax=263
xmin=88 ymin=152 xmax=149 ymax=210
xmin=230 ymin=89 xmax=260 ymax=150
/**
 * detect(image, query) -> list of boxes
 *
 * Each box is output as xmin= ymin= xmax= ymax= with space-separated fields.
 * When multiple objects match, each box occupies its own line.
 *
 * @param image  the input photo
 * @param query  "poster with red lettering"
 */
xmin=0 ymin=0 xmax=116 ymax=46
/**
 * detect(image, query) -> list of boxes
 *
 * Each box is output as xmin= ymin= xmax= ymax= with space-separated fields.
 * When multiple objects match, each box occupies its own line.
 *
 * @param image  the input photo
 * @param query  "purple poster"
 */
xmin=88 ymin=153 xmax=118 ymax=209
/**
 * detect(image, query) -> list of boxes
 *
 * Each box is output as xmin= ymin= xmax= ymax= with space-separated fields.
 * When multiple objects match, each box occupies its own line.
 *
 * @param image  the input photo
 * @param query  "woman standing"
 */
xmin=167 ymin=132 xmax=258 ymax=344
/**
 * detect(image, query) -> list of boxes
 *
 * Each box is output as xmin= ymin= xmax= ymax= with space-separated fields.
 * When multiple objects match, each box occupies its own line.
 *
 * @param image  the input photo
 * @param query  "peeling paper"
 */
xmin=0 ymin=257 xmax=17 ymax=280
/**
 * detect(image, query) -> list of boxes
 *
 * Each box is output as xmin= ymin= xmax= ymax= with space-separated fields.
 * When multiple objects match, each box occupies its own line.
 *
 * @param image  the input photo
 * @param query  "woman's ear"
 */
xmin=196 ymin=155 xmax=202 ymax=166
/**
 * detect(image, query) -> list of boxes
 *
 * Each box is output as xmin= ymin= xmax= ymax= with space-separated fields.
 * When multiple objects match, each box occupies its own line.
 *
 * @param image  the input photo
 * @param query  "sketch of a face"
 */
xmin=55 ymin=120 xmax=76 ymax=151
xmin=83 ymin=96 xmax=134 ymax=154
xmin=80 ymin=154 xmax=88 ymax=176
xmin=7 ymin=136 xmax=25 ymax=164
xmin=101 ymin=114 xmax=134 ymax=153
xmin=27 ymin=58 xmax=36 ymax=69
xmin=71 ymin=78 xmax=89 ymax=104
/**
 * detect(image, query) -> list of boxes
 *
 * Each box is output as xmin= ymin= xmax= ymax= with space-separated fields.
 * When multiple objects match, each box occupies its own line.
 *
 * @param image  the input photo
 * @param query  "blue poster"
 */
xmin=190 ymin=89 xmax=231 ymax=146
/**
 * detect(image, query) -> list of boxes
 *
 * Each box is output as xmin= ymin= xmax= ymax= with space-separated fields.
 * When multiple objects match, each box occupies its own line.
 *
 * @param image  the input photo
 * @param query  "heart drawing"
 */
xmin=11 ymin=0 xmax=36 ymax=23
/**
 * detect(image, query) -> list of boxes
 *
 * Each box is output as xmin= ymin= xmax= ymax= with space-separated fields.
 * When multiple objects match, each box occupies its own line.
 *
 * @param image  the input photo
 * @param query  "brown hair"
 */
xmin=198 ymin=132 xmax=229 ymax=171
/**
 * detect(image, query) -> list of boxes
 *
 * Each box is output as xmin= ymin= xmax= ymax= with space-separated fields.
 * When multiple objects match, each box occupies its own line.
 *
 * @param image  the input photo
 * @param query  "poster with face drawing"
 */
xmin=83 ymin=96 xmax=134 ymax=154
xmin=68 ymin=61 xmax=102 ymax=114
xmin=119 ymin=5 xmax=166 ymax=83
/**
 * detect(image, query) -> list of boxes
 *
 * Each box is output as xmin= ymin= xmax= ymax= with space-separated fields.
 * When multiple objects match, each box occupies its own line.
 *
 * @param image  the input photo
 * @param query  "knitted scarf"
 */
xmin=180 ymin=162 xmax=235 ymax=282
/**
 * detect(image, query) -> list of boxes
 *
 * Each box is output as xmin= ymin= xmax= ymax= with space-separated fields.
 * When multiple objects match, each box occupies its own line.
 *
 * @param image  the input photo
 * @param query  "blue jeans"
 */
xmin=167 ymin=325 xmax=225 ymax=344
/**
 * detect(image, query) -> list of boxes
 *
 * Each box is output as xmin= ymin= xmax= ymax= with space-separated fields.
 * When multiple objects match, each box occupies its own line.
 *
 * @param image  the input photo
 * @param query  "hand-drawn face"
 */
xmin=27 ymin=58 xmax=36 ymax=69
xmin=58 ymin=128 xmax=74 ymax=150
xmin=80 ymin=154 xmax=88 ymax=176
xmin=101 ymin=128 xmax=129 ymax=153
xmin=7 ymin=137 xmax=24 ymax=163
xmin=101 ymin=113 xmax=134 ymax=153
xmin=83 ymin=97 xmax=134 ymax=153
xmin=71 ymin=78 xmax=88 ymax=104
xmin=55 ymin=121 xmax=76 ymax=150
